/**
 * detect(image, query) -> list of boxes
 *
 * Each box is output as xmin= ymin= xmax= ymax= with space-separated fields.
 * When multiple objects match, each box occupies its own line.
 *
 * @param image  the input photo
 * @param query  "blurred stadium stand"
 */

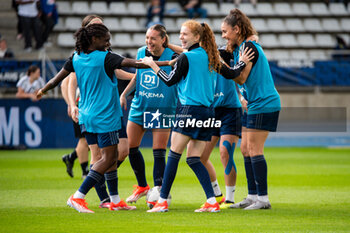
xmin=0 ymin=1 xmax=348 ymax=59
xmin=49 ymin=0 xmax=350 ymax=61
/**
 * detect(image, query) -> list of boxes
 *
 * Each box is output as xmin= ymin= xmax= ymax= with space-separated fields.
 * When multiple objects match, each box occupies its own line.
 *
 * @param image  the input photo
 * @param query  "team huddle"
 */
xmin=37 ymin=8 xmax=281 ymax=213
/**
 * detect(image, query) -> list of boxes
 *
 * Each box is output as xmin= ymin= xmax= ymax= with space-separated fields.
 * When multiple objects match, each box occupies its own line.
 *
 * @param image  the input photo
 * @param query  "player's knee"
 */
xmin=240 ymin=144 xmax=249 ymax=157
xmin=217 ymin=150 xmax=227 ymax=162
xmin=80 ymin=138 xmax=88 ymax=147
xmin=101 ymin=152 xmax=118 ymax=165
xmin=247 ymin=144 xmax=257 ymax=157
xmin=118 ymin=148 xmax=129 ymax=161
xmin=107 ymin=155 xmax=118 ymax=165
xmin=91 ymin=151 xmax=102 ymax=161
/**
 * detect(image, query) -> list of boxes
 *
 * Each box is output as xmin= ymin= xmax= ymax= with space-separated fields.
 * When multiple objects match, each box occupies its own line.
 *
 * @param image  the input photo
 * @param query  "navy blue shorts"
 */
xmin=212 ymin=107 xmax=242 ymax=137
xmin=172 ymin=105 xmax=214 ymax=141
xmin=246 ymin=111 xmax=280 ymax=132
xmin=242 ymin=111 xmax=248 ymax=128
xmin=80 ymin=124 xmax=119 ymax=148
xmin=118 ymin=117 xmax=127 ymax=139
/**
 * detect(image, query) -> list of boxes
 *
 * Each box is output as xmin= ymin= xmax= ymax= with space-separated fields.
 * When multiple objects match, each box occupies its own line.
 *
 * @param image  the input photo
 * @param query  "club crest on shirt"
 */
xmin=140 ymin=71 xmax=159 ymax=90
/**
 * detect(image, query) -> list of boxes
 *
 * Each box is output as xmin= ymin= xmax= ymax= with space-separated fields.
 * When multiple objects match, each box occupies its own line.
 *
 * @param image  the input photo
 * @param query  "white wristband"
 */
xmin=240 ymin=96 xmax=245 ymax=102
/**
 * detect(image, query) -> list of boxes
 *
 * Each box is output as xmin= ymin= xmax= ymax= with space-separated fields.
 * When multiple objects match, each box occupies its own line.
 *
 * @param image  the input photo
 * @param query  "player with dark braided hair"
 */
xmin=37 ymin=23 xmax=170 ymax=213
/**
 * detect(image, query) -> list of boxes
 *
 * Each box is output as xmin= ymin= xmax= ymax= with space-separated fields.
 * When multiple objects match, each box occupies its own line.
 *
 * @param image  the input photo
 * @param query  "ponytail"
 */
xmin=223 ymin=9 xmax=257 ymax=51
xmin=74 ymin=27 xmax=91 ymax=54
xmin=199 ymin=22 xmax=221 ymax=72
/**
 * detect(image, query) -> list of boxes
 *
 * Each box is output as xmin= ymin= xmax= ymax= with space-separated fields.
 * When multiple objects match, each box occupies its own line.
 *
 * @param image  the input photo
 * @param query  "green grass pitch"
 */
xmin=0 ymin=147 xmax=349 ymax=232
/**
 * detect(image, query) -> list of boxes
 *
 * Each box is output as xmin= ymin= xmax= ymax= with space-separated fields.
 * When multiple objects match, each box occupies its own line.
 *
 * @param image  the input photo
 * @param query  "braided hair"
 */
xmin=74 ymin=24 xmax=109 ymax=54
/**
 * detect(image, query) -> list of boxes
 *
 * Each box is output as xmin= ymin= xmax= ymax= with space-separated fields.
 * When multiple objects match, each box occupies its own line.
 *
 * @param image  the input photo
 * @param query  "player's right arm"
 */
xmin=67 ymin=73 xmax=79 ymax=122
xmin=220 ymin=47 xmax=255 ymax=84
xmin=37 ymin=55 xmax=74 ymax=99
xmin=60 ymin=76 xmax=71 ymax=117
xmin=37 ymin=68 xmax=70 ymax=99
xmin=60 ymin=78 xmax=69 ymax=104
xmin=167 ymin=43 xmax=185 ymax=54
xmin=119 ymin=73 xmax=137 ymax=110
xmin=115 ymin=69 xmax=134 ymax=80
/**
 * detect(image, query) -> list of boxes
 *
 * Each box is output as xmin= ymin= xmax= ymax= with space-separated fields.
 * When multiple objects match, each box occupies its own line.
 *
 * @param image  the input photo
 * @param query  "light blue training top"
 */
xmin=178 ymin=47 xmax=216 ymax=107
xmin=129 ymin=46 xmax=177 ymax=118
xmin=236 ymin=41 xmax=281 ymax=114
xmin=73 ymin=50 xmax=122 ymax=133
xmin=212 ymin=72 xmax=242 ymax=109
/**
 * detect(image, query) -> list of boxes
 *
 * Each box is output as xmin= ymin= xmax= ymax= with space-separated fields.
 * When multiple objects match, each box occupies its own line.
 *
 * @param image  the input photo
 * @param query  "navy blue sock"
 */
xmin=81 ymin=162 xmax=89 ymax=176
xmin=244 ymin=156 xmax=258 ymax=195
xmin=129 ymin=147 xmax=147 ymax=187
xmin=78 ymin=169 xmax=103 ymax=195
xmin=251 ymin=155 xmax=268 ymax=196
xmin=117 ymin=160 xmax=124 ymax=168
xmin=186 ymin=156 xmax=215 ymax=199
xmin=69 ymin=150 xmax=77 ymax=162
xmin=105 ymin=170 xmax=118 ymax=196
xmin=160 ymin=150 xmax=181 ymax=199
xmin=90 ymin=165 xmax=109 ymax=201
xmin=153 ymin=149 xmax=166 ymax=187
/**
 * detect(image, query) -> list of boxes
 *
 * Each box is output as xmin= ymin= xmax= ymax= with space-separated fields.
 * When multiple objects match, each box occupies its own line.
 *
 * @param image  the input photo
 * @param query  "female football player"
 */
xmin=37 ymin=24 xmax=170 ymax=213
xmin=120 ymin=24 xmax=178 ymax=204
xmin=167 ymin=35 xmax=256 ymax=209
xmin=221 ymin=9 xmax=281 ymax=210
xmin=63 ymin=15 xmax=133 ymax=208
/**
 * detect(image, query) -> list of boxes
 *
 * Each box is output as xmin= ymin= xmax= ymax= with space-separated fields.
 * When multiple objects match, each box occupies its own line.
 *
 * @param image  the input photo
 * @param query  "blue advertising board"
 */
xmin=1 ymin=59 xmax=349 ymax=90
xmin=0 ymin=98 xmax=77 ymax=148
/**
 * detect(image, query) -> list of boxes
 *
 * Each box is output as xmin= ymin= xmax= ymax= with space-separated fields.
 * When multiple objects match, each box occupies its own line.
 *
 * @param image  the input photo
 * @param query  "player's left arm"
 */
xmin=106 ymin=53 xmax=137 ymax=81
xmin=121 ymin=57 xmax=171 ymax=68
xmin=120 ymin=73 xmax=137 ymax=110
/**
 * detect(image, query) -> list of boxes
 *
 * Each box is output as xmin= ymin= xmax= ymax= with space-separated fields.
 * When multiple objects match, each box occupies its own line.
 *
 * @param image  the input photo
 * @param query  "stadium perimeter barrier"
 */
xmin=1 ymin=59 xmax=350 ymax=148
xmin=0 ymin=98 xmax=134 ymax=149
xmin=2 ymin=59 xmax=350 ymax=91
